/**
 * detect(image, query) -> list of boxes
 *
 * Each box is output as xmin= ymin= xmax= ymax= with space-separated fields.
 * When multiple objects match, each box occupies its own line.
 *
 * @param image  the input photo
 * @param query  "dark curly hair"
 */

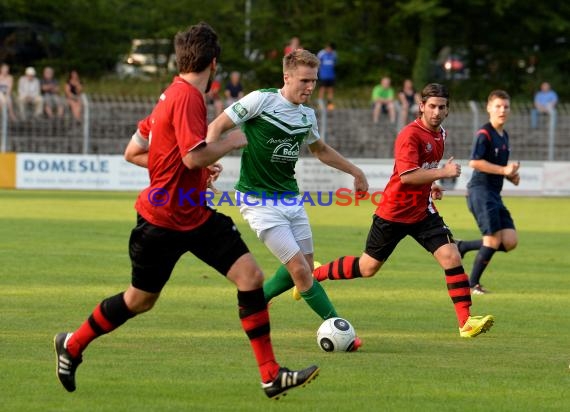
xmin=175 ymin=22 xmax=221 ymax=74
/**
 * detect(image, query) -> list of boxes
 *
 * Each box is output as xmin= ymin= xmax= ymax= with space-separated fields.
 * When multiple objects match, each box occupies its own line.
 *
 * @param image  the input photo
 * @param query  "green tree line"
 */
xmin=1 ymin=0 xmax=568 ymax=100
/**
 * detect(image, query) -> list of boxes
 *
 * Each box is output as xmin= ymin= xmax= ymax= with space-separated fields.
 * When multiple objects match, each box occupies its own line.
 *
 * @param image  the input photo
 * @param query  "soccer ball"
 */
xmin=317 ymin=317 xmax=356 ymax=352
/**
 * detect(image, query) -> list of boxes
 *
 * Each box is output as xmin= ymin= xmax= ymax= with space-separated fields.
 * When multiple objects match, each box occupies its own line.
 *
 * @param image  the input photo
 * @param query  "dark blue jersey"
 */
xmin=467 ymin=123 xmax=510 ymax=192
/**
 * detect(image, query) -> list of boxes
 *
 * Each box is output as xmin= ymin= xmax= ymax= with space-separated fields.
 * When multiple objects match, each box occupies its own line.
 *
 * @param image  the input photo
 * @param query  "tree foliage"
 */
xmin=1 ymin=0 xmax=568 ymax=100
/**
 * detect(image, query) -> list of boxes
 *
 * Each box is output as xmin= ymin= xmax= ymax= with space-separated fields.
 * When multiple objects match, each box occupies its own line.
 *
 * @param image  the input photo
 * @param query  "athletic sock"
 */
xmin=469 ymin=246 xmax=497 ymax=286
xmin=300 ymin=279 xmax=338 ymax=320
xmin=444 ymin=266 xmax=472 ymax=327
xmin=313 ymin=256 xmax=362 ymax=282
xmin=263 ymin=265 xmax=294 ymax=302
xmin=237 ymin=288 xmax=280 ymax=383
xmin=66 ymin=292 xmax=135 ymax=358
xmin=457 ymin=239 xmax=483 ymax=256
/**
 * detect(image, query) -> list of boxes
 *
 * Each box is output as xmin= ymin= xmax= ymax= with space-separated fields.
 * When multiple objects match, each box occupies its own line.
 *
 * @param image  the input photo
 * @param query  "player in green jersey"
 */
xmin=207 ymin=49 xmax=368 ymax=347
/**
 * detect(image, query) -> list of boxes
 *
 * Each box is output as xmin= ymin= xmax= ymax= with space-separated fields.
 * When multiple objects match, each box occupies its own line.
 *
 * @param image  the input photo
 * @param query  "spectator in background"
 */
xmin=224 ymin=71 xmax=244 ymax=107
xmin=206 ymin=74 xmax=223 ymax=117
xmin=17 ymin=66 xmax=43 ymax=120
xmin=284 ymin=36 xmax=301 ymax=56
xmin=0 ymin=63 xmax=17 ymax=121
xmin=531 ymin=81 xmax=558 ymax=129
xmin=398 ymin=79 xmax=420 ymax=124
xmin=65 ymin=70 xmax=83 ymax=122
xmin=41 ymin=66 xmax=64 ymax=118
xmin=371 ymin=76 xmax=396 ymax=124
xmin=317 ymin=42 xmax=337 ymax=111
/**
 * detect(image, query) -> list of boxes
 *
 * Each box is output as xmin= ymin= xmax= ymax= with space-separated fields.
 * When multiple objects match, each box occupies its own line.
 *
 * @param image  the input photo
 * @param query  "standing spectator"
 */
xmin=296 ymin=83 xmax=495 ymax=339
xmin=371 ymin=76 xmax=396 ymax=124
xmin=65 ymin=70 xmax=83 ymax=122
xmin=457 ymin=90 xmax=520 ymax=295
xmin=17 ymin=67 xmax=43 ymax=120
xmin=41 ymin=66 xmax=64 ymax=118
xmin=531 ymin=82 xmax=558 ymax=129
xmin=398 ymin=78 xmax=420 ymax=124
xmin=317 ymin=42 xmax=337 ymax=111
xmin=53 ymin=22 xmax=318 ymax=400
xmin=283 ymin=36 xmax=301 ymax=56
xmin=224 ymin=71 xmax=244 ymax=107
xmin=207 ymin=49 xmax=368 ymax=345
xmin=0 ymin=63 xmax=17 ymax=121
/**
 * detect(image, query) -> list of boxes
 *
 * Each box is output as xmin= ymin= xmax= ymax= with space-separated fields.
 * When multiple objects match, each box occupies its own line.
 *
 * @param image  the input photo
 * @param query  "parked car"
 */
xmin=116 ymin=38 xmax=176 ymax=78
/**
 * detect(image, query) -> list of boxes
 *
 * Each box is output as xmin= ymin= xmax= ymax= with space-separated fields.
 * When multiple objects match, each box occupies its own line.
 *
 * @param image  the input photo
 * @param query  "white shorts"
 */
xmin=235 ymin=191 xmax=313 ymax=263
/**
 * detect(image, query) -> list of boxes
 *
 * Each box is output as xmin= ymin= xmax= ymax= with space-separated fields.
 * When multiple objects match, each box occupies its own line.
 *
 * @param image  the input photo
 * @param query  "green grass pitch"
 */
xmin=1 ymin=189 xmax=569 ymax=411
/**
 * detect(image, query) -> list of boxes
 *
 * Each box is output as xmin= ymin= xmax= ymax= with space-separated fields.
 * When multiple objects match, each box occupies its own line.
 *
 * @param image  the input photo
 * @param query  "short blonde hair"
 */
xmin=283 ymin=49 xmax=319 ymax=73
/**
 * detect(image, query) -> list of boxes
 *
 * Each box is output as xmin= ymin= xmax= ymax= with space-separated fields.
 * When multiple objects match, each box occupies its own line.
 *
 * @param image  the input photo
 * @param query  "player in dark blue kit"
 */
xmin=457 ymin=90 xmax=520 ymax=294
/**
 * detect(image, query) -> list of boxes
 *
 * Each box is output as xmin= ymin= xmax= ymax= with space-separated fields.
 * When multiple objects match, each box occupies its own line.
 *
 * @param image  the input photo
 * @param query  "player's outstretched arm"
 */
xmin=400 ymin=157 xmax=461 ymax=185
xmin=469 ymin=159 xmax=520 ymax=177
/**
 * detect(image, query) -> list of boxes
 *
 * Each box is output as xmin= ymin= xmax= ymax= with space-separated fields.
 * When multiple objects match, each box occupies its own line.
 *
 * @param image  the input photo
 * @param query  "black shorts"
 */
xmin=320 ymin=79 xmax=335 ymax=87
xmin=128 ymin=211 xmax=249 ymax=293
xmin=364 ymin=213 xmax=455 ymax=262
xmin=467 ymin=188 xmax=515 ymax=235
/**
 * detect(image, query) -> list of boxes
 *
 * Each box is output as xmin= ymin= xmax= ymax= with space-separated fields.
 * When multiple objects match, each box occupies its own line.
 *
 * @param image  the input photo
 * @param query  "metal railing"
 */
xmin=1 ymin=95 xmax=568 ymax=161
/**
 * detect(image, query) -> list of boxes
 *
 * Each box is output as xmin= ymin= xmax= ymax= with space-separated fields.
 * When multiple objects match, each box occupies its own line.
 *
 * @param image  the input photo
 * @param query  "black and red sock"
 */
xmin=314 ymin=256 xmax=362 ymax=281
xmin=237 ymin=288 xmax=279 ymax=383
xmin=66 ymin=292 xmax=134 ymax=358
xmin=445 ymin=266 xmax=472 ymax=327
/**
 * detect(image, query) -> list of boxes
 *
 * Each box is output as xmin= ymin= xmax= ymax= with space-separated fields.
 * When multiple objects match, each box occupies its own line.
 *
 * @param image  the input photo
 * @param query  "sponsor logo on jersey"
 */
xmin=421 ymin=161 xmax=439 ymax=170
xmin=232 ymin=102 xmax=248 ymax=118
xmin=271 ymin=142 xmax=300 ymax=163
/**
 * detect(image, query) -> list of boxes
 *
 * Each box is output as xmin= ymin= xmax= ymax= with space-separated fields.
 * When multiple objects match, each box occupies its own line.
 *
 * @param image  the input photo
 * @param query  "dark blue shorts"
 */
xmin=364 ymin=213 xmax=455 ymax=262
xmin=129 ymin=211 xmax=249 ymax=293
xmin=466 ymin=188 xmax=515 ymax=235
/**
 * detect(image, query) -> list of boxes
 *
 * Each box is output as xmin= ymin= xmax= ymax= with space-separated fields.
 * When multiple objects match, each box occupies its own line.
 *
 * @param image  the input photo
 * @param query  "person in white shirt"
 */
xmin=17 ymin=66 xmax=43 ymax=120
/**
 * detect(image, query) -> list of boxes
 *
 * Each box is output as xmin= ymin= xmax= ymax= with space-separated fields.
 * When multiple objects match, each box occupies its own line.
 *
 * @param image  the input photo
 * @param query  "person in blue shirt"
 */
xmin=531 ymin=82 xmax=558 ymax=129
xmin=457 ymin=90 xmax=520 ymax=294
xmin=317 ymin=42 xmax=337 ymax=110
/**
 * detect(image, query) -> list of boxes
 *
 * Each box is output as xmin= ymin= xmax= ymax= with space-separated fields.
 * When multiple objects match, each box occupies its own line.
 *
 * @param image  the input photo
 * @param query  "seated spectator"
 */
xmin=398 ymin=78 xmax=420 ymax=124
xmin=206 ymin=75 xmax=223 ymax=117
xmin=371 ymin=76 xmax=396 ymax=124
xmin=224 ymin=71 xmax=244 ymax=107
xmin=0 ymin=63 xmax=17 ymax=121
xmin=41 ymin=66 xmax=64 ymax=118
xmin=65 ymin=70 xmax=83 ymax=122
xmin=17 ymin=67 xmax=43 ymax=120
xmin=531 ymin=82 xmax=558 ymax=129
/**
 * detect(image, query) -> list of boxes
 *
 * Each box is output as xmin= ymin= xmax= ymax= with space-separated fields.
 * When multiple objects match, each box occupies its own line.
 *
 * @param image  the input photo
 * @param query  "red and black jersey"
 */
xmin=135 ymin=76 xmax=212 ymax=231
xmin=376 ymin=119 xmax=446 ymax=223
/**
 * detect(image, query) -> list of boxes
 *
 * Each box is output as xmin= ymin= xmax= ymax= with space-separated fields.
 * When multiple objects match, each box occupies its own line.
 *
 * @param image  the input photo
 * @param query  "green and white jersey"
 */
xmin=225 ymin=88 xmax=320 ymax=196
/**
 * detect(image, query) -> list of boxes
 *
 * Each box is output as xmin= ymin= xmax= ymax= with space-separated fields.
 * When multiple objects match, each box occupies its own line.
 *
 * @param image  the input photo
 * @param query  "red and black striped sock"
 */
xmin=313 ymin=256 xmax=362 ymax=282
xmin=66 ymin=292 xmax=135 ymax=358
xmin=238 ymin=288 xmax=280 ymax=383
xmin=444 ymin=266 xmax=471 ymax=327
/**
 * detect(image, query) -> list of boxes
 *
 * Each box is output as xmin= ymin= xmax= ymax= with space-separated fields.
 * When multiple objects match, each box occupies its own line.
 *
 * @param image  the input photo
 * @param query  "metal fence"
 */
xmin=1 ymin=95 xmax=569 ymax=161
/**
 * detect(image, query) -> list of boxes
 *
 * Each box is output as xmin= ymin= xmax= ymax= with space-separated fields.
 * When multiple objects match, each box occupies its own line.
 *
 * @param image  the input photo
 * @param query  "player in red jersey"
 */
xmin=300 ymin=83 xmax=495 ymax=338
xmin=53 ymin=22 xmax=319 ymax=399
